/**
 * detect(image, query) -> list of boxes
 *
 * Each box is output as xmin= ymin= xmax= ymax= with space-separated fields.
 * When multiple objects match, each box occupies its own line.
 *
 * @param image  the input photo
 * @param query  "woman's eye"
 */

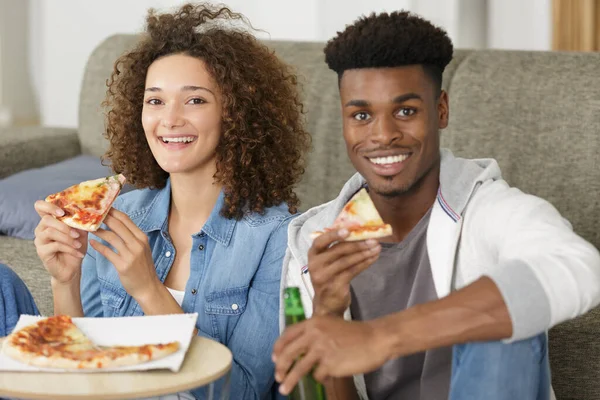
xmin=146 ymin=99 xmax=162 ymax=105
xmin=353 ymin=112 xmax=370 ymax=121
xmin=398 ymin=108 xmax=416 ymax=117
xmin=188 ymin=98 xmax=206 ymax=105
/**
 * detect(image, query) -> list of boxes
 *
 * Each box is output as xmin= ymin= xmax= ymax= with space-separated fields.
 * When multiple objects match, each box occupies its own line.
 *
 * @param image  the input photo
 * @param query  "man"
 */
xmin=272 ymin=10 xmax=600 ymax=400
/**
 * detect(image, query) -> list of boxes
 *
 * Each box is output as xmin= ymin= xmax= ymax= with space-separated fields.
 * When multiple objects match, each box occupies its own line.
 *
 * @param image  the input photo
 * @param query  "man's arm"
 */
xmin=273 ymin=276 xmax=510 ymax=392
xmin=469 ymin=184 xmax=600 ymax=341
xmin=375 ymin=276 xmax=510 ymax=358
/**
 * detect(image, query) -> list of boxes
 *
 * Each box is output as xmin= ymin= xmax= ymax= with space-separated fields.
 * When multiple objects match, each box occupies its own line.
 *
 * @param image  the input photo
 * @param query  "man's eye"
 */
xmin=188 ymin=98 xmax=206 ymax=105
xmin=398 ymin=108 xmax=416 ymax=117
xmin=353 ymin=112 xmax=370 ymax=121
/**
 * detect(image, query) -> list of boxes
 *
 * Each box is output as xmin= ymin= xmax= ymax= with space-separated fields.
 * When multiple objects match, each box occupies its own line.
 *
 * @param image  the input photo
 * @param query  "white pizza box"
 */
xmin=0 ymin=313 xmax=198 ymax=373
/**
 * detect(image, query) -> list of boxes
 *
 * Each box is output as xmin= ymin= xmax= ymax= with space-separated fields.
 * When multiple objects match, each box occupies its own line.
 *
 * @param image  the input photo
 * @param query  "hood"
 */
xmin=287 ymin=148 xmax=503 ymax=266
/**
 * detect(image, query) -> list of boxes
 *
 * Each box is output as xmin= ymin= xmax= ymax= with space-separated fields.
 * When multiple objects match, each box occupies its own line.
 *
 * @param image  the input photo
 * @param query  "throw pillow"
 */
xmin=0 ymin=155 xmax=133 ymax=240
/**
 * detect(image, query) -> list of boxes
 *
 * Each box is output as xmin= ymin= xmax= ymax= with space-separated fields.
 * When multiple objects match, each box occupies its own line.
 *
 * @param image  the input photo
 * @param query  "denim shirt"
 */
xmin=80 ymin=179 xmax=293 ymax=399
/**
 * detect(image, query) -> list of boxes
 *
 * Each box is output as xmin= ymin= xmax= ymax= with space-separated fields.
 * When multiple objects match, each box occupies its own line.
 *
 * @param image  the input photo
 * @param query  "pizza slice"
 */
xmin=45 ymin=174 xmax=126 ymax=232
xmin=2 ymin=315 xmax=180 ymax=370
xmin=311 ymin=188 xmax=393 ymax=241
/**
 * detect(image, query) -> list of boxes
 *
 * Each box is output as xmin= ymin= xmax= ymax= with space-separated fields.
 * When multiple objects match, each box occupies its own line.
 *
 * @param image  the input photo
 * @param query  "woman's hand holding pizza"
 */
xmin=90 ymin=209 xmax=161 ymax=302
xmin=308 ymin=229 xmax=381 ymax=317
xmin=33 ymin=201 xmax=88 ymax=285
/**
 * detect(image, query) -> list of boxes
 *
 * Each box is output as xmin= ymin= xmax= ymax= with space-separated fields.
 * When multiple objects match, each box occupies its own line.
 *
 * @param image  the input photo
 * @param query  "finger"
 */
xmin=90 ymin=239 xmax=121 ymax=267
xmin=310 ymin=228 xmax=351 ymax=254
xmin=279 ymin=349 xmax=322 ymax=396
xmin=102 ymin=214 xmax=136 ymax=244
xmin=314 ymin=238 xmax=379 ymax=269
xmin=314 ymin=244 xmax=380 ymax=283
xmin=93 ymin=229 xmax=127 ymax=255
xmin=272 ymin=324 xmax=306 ymax=361
xmin=36 ymin=226 xmax=83 ymax=249
xmin=313 ymin=361 xmax=331 ymax=382
xmin=326 ymin=254 xmax=380 ymax=295
xmin=41 ymin=241 xmax=85 ymax=259
xmin=107 ymin=209 xmax=147 ymax=241
xmin=36 ymin=215 xmax=80 ymax=241
xmin=274 ymin=329 xmax=311 ymax=383
xmin=345 ymin=254 xmax=380 ymax=277
xmin=34 ymin=200 xmax=65 ymax=218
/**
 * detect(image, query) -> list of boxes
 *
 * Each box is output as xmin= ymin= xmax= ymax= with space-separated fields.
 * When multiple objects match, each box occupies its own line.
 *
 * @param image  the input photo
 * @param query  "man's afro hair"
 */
xmin=324 ymin=11 xmax=453 ymax=90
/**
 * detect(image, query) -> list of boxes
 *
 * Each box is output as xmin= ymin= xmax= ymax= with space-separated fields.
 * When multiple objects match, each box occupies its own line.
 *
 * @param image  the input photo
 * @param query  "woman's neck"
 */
xmin=168 ymin=170 xmax=223 ymax=234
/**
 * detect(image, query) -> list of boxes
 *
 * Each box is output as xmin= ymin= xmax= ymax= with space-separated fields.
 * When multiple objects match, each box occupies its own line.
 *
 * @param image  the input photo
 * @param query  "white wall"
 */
xmin=487 ymin=0 xmax=552 ymax=50
xmin=0 ymin=0 xmax=38 ymax=125
xmin=26 ymin=0 xmax=551 ymax=128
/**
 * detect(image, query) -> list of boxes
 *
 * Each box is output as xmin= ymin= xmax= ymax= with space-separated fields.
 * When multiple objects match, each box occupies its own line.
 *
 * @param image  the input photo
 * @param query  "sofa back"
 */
xmin=78 ymin=35 xmax=600 ymax=399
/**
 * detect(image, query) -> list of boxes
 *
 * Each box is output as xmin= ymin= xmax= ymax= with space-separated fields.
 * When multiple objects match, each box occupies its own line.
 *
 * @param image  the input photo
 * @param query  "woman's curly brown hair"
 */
xmin=103 ymin=3 xmax=310 ymax=219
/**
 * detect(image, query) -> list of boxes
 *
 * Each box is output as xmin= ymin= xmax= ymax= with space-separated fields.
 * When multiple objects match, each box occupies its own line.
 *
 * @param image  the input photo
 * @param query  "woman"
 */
xmin=32 ymin=4 xmax=309 ymax=399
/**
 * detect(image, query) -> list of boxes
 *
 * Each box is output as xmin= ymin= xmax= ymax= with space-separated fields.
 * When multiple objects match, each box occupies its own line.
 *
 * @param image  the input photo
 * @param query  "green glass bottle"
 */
xmin=284 ymin=287 xmax=328 ymax=400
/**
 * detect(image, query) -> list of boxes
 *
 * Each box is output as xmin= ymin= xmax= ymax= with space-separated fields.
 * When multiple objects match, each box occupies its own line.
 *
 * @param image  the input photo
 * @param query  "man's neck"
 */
xmin=169 ymin=169 xmax=223 ymax=234
xmin=370 ymin=164 xmax=440 ymax=243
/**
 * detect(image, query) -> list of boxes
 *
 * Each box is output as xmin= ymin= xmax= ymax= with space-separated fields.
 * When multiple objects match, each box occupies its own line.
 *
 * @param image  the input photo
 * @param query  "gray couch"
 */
xmin=1 ymin=35 xmax=599 ymax=400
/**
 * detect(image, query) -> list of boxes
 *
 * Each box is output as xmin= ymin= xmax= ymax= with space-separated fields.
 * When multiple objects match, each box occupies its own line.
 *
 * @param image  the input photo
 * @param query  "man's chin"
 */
xmin=365 ymin=176 xmax=413 ymax=198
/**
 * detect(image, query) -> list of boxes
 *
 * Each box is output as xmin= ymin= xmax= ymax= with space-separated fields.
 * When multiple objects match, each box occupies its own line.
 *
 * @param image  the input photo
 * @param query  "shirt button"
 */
xmin=191 ymin=289 xmax=197 ymax=295
xmin=165 ymin=251 xmax=171 ymax=257
xmin=231 ymin=303 xmax=239 ymax=311
xmin=198 ymin=244 xmax=205 ymax=251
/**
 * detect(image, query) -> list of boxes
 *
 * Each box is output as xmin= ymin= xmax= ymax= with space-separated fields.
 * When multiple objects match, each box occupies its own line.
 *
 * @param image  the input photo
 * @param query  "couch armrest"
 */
xmin=0 ymin=126 xmax=81 ymax=179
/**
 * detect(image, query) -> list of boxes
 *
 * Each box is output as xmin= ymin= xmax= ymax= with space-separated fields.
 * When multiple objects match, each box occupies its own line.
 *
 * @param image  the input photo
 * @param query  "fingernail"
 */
xmin=271 ymin=354 xmax=276 ymax=362
xmin=55 ymin=209 xmax=65 ymax=217
xmin=70 ymin=230 xmax=79 ymax=238
xmin=78 ymin=252 xmax=85 ymax=258
xmin=74 ymin=241 xmax=81 ymax=248
xmin=338 ymin=228 xmax=349 ymax=236
xmin=366 ymin=239 xmax=378 ymax=247
xmin=279 ymin=385 xmax=288 ymax=395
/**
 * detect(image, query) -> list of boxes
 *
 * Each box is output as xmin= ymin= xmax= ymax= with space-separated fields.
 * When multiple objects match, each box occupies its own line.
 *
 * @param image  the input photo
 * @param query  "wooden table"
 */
xmin=0 ymin=336 xmax=233 ymax=400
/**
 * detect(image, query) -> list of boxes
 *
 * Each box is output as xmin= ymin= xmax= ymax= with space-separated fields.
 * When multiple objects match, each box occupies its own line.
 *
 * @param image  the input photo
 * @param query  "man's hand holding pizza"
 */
xmin=309 ymin=229 xmax=381 ymax=317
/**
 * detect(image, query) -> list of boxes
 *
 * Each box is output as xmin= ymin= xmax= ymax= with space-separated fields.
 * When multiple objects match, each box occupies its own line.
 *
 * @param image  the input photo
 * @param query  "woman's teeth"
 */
xmin=160 ymin=136 xmax=196 ymax=143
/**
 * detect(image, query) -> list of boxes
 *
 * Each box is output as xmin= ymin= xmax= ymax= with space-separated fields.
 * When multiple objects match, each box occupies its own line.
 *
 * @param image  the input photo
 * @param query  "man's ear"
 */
xmin=438 ymin=90 xmax=449 ymax=129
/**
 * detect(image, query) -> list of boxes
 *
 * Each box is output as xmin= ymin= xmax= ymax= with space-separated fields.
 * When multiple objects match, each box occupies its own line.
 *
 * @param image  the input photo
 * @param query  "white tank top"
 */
xmin=141 ymin=287 xmax=194 ymax=400
xmin=166 ymin=287 xmax=185 ymax=306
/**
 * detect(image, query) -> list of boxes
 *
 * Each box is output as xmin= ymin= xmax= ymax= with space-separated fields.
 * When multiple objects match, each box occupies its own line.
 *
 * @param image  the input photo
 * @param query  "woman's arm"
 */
xmin=216 ymin=218 xmax=292 ymax=399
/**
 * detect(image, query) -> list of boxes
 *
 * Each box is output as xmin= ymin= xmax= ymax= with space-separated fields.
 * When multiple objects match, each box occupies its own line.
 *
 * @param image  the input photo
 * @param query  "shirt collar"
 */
xmin=135 ymin=179 xmax=236 ymax=247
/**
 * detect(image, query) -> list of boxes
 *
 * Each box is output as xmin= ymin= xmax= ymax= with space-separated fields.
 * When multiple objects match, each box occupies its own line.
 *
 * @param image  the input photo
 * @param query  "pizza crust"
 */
xmin=310 ymin=224 xmax=393 ymax=241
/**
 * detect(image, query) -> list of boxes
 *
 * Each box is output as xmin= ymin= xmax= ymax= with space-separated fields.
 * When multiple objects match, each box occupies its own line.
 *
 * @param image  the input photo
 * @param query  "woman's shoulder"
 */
xmin=112 ymin=186 xmax=164 ymax=218
xmin=241 ymin=202 xmax=298 ymax=229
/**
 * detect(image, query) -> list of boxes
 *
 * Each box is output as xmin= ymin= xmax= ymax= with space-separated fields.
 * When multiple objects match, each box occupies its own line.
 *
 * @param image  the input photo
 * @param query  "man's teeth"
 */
xmin=369 ymin=154 xmax=409 ymax=165
xmin=161 ymin=136 xmax=196 ymax=143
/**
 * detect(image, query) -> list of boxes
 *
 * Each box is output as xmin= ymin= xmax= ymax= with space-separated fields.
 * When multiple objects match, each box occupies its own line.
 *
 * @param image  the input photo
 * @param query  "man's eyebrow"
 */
xmin=344 ymin=99 xmax=370 ymax=108
xmin=393 ymin=93 xmax=423 ymax=103
xmin=344 ymin=93 xmax=423 ymax=107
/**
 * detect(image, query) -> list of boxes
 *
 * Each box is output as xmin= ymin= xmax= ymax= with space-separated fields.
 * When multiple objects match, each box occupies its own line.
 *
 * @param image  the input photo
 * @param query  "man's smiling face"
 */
xmin=340 ymin=65 xmax=449 ymax=197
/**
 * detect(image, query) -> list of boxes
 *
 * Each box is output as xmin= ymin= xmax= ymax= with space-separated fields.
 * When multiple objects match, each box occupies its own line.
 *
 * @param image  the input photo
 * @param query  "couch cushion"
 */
xmin=440 ymin=49 xmax=600 ymax=400
xmin=0 ymin=237 xmax=52 ymax=317
xmin=441 ymin=49 xmax=600 ymax=250
xmin=0 ymin=155 xmax=122 ymax=240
